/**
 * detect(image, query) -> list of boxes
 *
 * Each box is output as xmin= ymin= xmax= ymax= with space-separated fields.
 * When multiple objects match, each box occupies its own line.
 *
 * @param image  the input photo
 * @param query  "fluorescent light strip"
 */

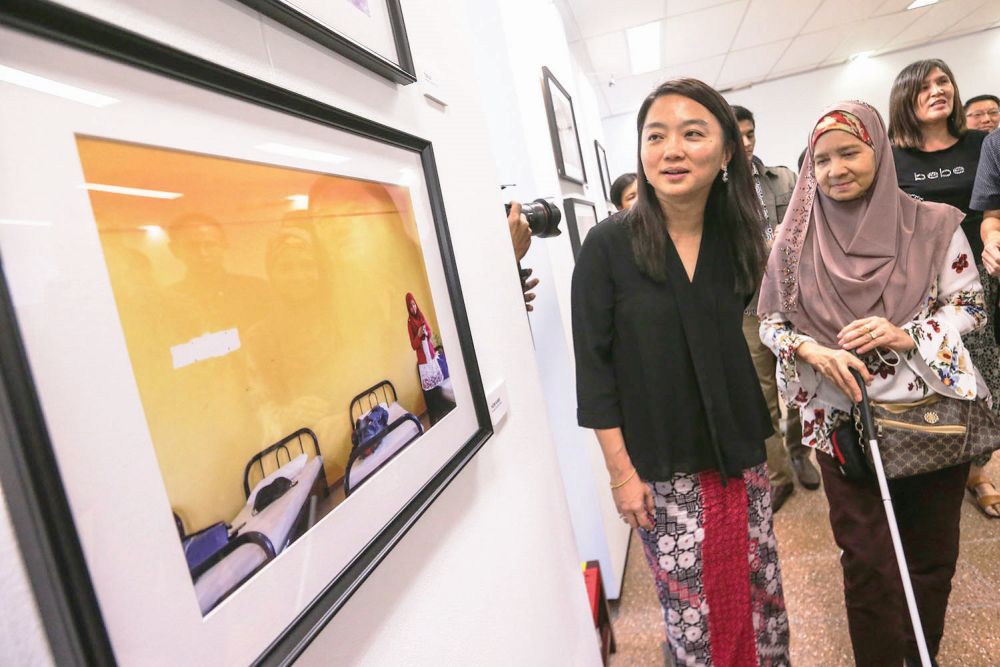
xmin=906 ymin=0 xmax=938 ymax=10
xmin=626 ymin=21 xmax=662 ymax=76
xmin=849 ymin=51 xmax=875 ymax=62
xmin=0 ymin=219 xmax=53 ymax=227
xmin=83 ymin=183 xmax=182 ymax=199
xmin=0 ymin=64 xmax=118 ymax=107
xmin=256 ymin=143 xmax=350 ymax=165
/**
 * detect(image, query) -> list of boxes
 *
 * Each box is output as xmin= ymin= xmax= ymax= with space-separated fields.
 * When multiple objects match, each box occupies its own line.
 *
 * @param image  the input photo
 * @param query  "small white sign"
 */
xmin=170 ymin=328 xmax=241 ymax=369
xmin=486 ymin=379 xmax=509 ymax=427
xmin=420 ymin=60 xmax=448 ymax=108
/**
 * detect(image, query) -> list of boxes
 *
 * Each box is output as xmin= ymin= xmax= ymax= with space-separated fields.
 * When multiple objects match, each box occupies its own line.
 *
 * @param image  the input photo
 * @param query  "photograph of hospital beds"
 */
xmin=77 ymin=135 xmax=457 ymax=615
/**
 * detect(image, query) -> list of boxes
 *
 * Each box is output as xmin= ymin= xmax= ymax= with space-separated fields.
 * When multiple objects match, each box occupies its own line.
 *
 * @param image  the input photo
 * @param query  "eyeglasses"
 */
xmin=968 ymin=109 xmax=1000 ymax=119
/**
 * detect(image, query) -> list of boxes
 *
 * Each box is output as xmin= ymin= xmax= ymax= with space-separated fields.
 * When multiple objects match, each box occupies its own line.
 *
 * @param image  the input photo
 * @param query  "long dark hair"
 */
xmin=888 ymin=58 xmax=966 ymax=149
xmin=626 ymin=78 xmax=766 ymax=296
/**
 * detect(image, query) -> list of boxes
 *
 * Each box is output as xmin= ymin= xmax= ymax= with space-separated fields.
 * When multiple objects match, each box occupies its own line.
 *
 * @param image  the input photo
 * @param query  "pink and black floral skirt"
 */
xmin=638 ymin=463 xmax=790 ymax=667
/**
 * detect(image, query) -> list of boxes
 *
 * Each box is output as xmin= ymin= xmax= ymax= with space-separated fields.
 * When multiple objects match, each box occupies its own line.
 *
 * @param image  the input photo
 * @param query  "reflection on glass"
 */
xmin=75 ymin=135 xmax=456 ymax=614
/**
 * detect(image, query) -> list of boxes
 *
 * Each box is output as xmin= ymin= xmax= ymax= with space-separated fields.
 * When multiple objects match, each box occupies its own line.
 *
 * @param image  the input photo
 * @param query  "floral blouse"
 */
xmin=759 ymin=229 xmax=988 ymax=455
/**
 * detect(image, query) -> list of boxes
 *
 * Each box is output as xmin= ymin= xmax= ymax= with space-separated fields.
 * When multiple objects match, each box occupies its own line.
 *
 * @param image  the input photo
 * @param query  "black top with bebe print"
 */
xmin=893 ymin=130 xmax=987 ymax=263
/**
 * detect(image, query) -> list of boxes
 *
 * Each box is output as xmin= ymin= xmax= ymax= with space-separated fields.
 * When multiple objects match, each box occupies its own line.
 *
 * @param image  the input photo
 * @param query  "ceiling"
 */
xmin=558 ymin=0 xmax=1000 ymax=117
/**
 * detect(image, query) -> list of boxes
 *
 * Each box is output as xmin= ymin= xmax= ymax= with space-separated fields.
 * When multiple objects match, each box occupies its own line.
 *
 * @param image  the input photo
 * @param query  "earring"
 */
xmin=722 ymin=165 xmax=729 ymax=183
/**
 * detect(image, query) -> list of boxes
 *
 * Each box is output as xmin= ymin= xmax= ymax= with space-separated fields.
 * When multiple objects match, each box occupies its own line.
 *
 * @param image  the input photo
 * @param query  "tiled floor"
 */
xmin=608 ymin=454 xmax=1000 ymax=666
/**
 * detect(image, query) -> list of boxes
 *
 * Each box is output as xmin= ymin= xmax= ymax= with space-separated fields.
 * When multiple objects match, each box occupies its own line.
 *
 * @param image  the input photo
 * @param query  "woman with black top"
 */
xmin=889 ymin=58 xmax=1000 ymax=519
xmin=571 ymin=78 xmax=789 ymax=665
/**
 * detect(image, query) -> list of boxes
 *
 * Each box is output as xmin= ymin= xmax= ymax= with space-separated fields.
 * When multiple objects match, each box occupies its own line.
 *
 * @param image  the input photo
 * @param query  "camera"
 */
xmin=506 ymin=198 xmax=562 ymax=238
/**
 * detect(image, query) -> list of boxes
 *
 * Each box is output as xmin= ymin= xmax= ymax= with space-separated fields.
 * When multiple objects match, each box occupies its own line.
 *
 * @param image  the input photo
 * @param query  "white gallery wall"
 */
xmin=602 ymin=27 xmax=1000 ymax=178
xmin=465 ymin=0 xmax=631 ymax=599
xmin=0 ymin=0 xmax=602 ymax=665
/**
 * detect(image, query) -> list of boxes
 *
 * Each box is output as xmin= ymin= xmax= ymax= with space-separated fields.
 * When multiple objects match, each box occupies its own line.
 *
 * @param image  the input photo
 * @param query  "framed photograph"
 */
xmin=594 ymin=140 xmax=612 ymax=204
xmin=0 ymin=2 xmax=489 ymax=665
xmin=239 ymin=0 xmax=416 ymax=84
xmin=563 ymin=198 xmax=600 ymax=260
xmin=541 ymin=66 xmax=587 ymax=185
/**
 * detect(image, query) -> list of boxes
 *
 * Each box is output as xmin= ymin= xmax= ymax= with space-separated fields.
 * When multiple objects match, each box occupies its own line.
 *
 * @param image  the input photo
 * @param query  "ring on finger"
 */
xmin=869 ymin=330 xmax=878 ymax=341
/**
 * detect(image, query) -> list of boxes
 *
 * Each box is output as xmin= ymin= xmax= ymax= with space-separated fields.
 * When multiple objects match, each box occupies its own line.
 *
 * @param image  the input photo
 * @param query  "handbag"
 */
xmin=833 ymin=390 xmax=1000 ymax=481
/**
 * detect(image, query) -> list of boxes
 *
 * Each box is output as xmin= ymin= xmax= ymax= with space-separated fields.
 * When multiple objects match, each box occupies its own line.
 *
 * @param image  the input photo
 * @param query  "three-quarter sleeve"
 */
xmin=971 ymin=133 xmax=1000 ymax=212
xmin=759 ymin=315 xmax=827 ymax=410
xmin=900 ymin=230 xmax=986 ymax=400
xmin=571 ymin=233 xmax=622 ymax=428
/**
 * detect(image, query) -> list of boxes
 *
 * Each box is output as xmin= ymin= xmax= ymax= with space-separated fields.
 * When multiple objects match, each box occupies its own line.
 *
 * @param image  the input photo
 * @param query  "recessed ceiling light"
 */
xmin=82 ymin=183 xmax=182 ymax=199
xmin=139 ymin=224 xmax=167 ymax=241
xmin=256 ymin=143 xmax=350 ymax=165
xmin=0 ymin=64 xmax=118 ymax=107
xmin=286 ymin=194 xmax=309 ymax=210
xmin=626 ymin=21 xmax=662 ymax=76
xmin=906 ymin=0 xmax=938 ymax=10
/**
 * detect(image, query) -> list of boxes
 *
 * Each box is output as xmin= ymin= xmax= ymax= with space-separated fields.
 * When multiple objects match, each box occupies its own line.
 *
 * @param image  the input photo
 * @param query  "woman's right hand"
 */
xmin=796 ymin=341 xmax=873 ymax=403
xmin=612 ymin=472 xmax=655 ymax=530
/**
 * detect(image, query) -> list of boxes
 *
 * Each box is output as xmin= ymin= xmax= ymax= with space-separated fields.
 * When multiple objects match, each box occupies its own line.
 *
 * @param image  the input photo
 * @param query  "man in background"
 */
xmin=733 ymin=105 xmax=821 ymax=511
xmin=965 ymin=94 xmax=999 ymax=133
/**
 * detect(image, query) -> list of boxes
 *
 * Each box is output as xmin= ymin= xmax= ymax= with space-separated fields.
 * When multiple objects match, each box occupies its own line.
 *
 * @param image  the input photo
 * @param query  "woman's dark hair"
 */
xmin=627 ymin=78 xmax=766 ymax=296
xmin=888 ymin=59 xmax=966 ymax=149
xmin=609 ymin=172 xmax=637 ymax=209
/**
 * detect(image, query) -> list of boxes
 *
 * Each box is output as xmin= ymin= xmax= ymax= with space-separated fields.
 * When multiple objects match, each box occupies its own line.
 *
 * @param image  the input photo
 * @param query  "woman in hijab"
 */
xmin=758 ymin=101 xmax=984 ymax=667
xmin=406 ymin=292 xmax=449 ymax=424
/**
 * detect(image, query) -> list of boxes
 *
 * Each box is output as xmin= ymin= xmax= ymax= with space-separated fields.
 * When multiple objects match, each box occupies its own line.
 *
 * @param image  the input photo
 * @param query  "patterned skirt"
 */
xmin=637 ymin=463 xmax=790 ymax=667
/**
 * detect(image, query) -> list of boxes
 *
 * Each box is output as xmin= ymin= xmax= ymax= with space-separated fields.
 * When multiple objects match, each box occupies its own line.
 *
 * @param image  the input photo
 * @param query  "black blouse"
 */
xmin=893 ymin=130 xmax=987 ymax=262
xmin=571 ymin=211 xmax=771 ymax=481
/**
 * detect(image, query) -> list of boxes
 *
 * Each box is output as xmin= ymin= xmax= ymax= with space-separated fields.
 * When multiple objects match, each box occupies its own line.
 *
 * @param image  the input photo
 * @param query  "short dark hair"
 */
xmin=630 ymin=79 xmax=766 ymax=296
xmin=609 ymin=172 xmax=637 ymax=209
xmin=731 ymin=105 xmax=754 ymax=127
xmin=888 ymin=59 xmax=966 ymax=149
xmin=965 ymin=94 xmax=1000 ymax=110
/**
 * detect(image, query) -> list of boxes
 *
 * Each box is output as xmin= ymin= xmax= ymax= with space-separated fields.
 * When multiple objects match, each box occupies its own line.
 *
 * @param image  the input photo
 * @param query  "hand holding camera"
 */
xmin=505 ymin=198 xmax=561 ymax=313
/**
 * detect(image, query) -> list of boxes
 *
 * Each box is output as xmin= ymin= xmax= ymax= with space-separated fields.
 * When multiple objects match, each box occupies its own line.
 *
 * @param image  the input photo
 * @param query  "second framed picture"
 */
xmin=594 ymin=140 xmax=612 ymax=204
xmin=563 ymin=198 xmax=600 ymax=260
xmin=542 ymin=67 xmax=587 ymax=185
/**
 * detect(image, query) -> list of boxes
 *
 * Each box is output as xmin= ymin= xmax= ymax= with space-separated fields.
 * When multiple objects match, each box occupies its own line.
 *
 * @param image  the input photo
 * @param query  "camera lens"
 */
xmin=522 ymin=199 xmax=562 ymax=238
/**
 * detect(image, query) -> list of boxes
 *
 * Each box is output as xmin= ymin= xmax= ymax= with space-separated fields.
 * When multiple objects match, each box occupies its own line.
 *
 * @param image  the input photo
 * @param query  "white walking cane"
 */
xmin=849 ymin=368 xmax=932 ymax=667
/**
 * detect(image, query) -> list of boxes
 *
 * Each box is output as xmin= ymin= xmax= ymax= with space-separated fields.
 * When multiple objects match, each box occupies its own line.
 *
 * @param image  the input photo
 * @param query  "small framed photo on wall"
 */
xmin=594 ymin=140 xmax=612 ymax=204
xmin=542 ymin=67 xmax=587 ymax=185
xmin=563 ymin=198 xmax=599 ymax=259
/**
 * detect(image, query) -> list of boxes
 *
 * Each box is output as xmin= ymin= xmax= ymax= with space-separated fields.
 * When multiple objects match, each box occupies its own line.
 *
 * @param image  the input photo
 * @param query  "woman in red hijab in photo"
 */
xmin=406 ymin=292 xmax=453 ymax=425
xmin=758 ymin=101 xmax=991 ymax=666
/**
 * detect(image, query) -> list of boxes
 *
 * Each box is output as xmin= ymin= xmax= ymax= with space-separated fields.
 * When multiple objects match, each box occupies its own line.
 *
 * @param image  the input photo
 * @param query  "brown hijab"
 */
xmin=757 ymin=101 xmax=964 ymax=347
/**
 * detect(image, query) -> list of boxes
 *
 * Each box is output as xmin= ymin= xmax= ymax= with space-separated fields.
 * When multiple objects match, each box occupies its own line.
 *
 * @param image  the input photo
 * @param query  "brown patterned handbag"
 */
xmin=861 ymin=394 xmax=1000 ymax=479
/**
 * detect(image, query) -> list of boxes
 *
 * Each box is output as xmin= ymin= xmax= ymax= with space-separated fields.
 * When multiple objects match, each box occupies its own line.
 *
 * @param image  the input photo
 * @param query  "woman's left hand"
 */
xmin=838 ymin=316 xmax=915 ymax=355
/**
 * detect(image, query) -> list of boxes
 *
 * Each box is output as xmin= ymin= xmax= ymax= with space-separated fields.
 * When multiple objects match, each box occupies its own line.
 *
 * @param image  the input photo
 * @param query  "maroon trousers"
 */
xmin=818 ymin=452 xmax=968 ymax=667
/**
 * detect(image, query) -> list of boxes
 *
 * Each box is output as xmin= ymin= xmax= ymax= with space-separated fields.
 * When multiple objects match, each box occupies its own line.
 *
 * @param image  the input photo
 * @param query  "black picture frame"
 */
xmin=541 ymin=66 xmax=587 ymax=185
xmin=238 ymin=0 xmax=417 ymax=85
xmin=563 ymin=197 xmax=599 ymax=260
xmin=594 ymin=140 xmax=612 ymax=204
xmin=0 ymin=2 xmax=490 ymax=665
